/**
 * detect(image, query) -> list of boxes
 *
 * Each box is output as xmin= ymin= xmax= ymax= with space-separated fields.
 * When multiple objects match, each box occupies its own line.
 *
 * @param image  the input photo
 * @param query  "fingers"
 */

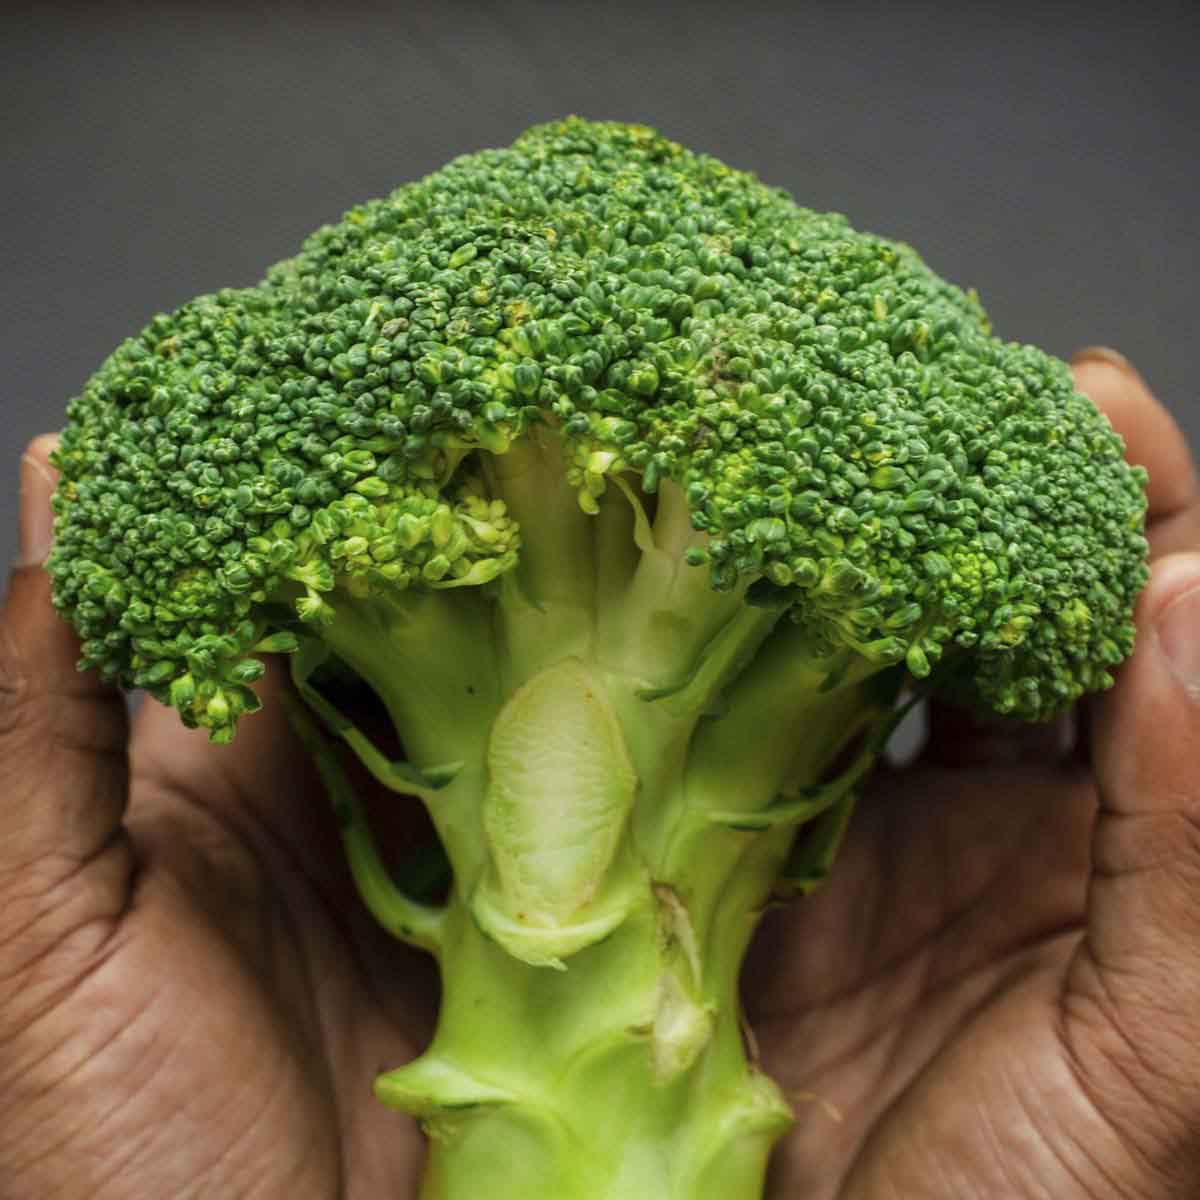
xmin=0 ymin=438 xmax=132 ymax=962
xmin=1072 ymin=346 xmax=1200 ymax=558
xmin=1063 ymin=553 xmax=1200 ymax=1129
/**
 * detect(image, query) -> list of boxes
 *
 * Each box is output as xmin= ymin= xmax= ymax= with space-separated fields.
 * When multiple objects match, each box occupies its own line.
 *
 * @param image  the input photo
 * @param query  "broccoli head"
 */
xmin=48 ymin=118 xmax=1148 ymax=1199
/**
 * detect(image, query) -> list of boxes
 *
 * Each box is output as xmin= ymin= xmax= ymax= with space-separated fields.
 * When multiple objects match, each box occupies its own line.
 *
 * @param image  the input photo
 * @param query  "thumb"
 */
xmin=0 ymin=437 xmax=131 ymax=977
xmin=1066 ymin=552 xmax=1200 ymax=1150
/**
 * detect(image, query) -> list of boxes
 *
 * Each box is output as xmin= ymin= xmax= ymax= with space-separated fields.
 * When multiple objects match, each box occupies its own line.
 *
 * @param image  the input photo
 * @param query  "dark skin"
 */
xmin=0 ymin=350 xmax=1197 ymax=1198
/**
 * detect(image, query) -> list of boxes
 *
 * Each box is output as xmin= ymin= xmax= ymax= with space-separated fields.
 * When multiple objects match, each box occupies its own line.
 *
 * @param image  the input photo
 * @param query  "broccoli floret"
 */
xmin=49 ymin=118 xmax=1148 ymax=1199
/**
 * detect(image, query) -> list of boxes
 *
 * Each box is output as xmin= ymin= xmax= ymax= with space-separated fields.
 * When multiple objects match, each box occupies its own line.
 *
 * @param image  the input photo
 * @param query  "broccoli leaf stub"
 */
xmin=482 ymin=657 xmax=637 ymax=927
xmin=49 ymin=117 xmax=1149 ymax=737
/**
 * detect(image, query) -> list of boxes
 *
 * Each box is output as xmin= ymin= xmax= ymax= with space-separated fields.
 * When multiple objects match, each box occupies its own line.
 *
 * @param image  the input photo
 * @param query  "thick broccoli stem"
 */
xmin=375 ymin=673 xmax=878 ymax=1199
xmin=306 ymin=599 xmax=883 ymax=1198
xmin=292 ymin=451 xmax=894 ymax=1197
xmin=387 ymin=889 xmax=792 ymax=1200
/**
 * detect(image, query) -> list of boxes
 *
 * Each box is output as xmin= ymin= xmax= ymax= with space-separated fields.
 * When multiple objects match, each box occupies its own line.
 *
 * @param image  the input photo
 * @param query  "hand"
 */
xmin=0 ymin=441 xmax=438 ymax=1197
xmin=747 ymin=349 xmax=1200 ymax=1197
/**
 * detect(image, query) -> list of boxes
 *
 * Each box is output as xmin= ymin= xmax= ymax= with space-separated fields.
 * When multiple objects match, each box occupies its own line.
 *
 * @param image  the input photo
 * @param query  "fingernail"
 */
xmin=1070 ymin=345 xmax=1137 ymax=377
xmin=1156 ymin=579 xmax=1200 ymax=702
xmin=17 ymin=448 xmax=57 ymax=567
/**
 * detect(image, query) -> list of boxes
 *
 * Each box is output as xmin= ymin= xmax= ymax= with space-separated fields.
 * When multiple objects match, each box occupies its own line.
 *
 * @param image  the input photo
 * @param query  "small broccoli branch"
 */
xmin=290 ymin=638 xmax=463 ymax=797
xmin=283 ymin=696 xmax=446 ymax=956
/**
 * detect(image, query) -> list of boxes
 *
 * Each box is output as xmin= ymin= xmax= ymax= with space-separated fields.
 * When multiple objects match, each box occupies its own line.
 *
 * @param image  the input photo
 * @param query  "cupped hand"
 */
xmin=0 ymin=445 xmax=437 ymax=1198
xmin=749 ymin=349 xmax=1200 ymax=1198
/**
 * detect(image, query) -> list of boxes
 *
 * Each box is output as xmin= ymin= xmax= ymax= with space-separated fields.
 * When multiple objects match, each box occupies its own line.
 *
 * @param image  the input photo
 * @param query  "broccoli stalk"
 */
xmin=48 ymin=119 xmax=1148 ymax=1199
xmin=285 ymin=433 xmax=900 ymax=1199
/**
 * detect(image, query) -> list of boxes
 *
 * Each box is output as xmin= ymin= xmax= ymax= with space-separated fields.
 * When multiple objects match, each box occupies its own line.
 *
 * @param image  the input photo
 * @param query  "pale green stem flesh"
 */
xmin=295 ymin=458 xmax=898 ymax=1199
xmin=305 ymin=640 xmax=886 ymax=1198
xmin=284 ymin=697 xmax=447 ymax=954
xmin=390 ymin=895 xmax=792 ymax=1200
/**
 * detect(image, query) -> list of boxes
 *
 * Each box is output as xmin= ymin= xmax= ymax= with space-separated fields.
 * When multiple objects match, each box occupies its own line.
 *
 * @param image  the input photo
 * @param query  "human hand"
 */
xmin=748 ymin=349 xmax=1200 ymax=1197
xmin=0 ymin=439 xmax=437 ymax=1198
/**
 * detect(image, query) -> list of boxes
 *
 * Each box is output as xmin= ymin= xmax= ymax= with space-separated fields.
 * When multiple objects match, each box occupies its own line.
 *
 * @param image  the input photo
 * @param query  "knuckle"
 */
xmin=1091 ymin=803 xmax=1200 ymax=885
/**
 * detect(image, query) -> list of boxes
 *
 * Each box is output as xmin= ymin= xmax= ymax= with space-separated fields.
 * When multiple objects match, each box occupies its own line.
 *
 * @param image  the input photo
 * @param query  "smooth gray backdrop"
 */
xmin=3 ymin=0 xmax=1197 ymax=573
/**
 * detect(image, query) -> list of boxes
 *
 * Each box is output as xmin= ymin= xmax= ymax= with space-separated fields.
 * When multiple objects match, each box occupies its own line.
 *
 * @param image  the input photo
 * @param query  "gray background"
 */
xmin=3 ymin=0 xmax=1197 ymax=571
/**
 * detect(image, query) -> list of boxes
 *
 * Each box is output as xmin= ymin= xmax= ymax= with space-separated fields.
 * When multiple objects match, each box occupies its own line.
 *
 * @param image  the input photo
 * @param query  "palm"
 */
xmin=132 ymin=721 xmax=1100 ymax=1200
xmin=7 ymin=676 xmax=1154 ymax=1200
xmin=127 ymin=725 xmax=1096 ymax=1200
xmin=749 ymin=745 xmax=1113 ymax=1198
xmin=26 ymin=683 xmax=436 ymax=1199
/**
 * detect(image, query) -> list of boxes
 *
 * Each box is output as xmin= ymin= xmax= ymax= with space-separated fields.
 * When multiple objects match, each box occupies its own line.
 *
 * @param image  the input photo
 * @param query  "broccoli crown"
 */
xmin=50 ymin=117 xmax=1148 ymax=739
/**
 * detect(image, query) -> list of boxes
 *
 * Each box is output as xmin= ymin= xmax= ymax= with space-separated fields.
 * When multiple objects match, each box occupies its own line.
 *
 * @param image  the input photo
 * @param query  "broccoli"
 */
xmin=48 ymin=118 xmax=1148 ymax=1199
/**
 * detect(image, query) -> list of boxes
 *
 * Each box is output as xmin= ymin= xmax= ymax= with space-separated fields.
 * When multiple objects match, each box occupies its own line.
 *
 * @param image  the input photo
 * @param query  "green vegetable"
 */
xmin=49 ymin=118 xmax=1149 ymax=1198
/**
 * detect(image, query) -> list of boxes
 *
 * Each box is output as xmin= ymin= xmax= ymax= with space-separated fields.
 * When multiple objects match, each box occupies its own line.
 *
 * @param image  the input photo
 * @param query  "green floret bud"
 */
xmin=48 ymin=116 xmax=1149 ymax=1200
